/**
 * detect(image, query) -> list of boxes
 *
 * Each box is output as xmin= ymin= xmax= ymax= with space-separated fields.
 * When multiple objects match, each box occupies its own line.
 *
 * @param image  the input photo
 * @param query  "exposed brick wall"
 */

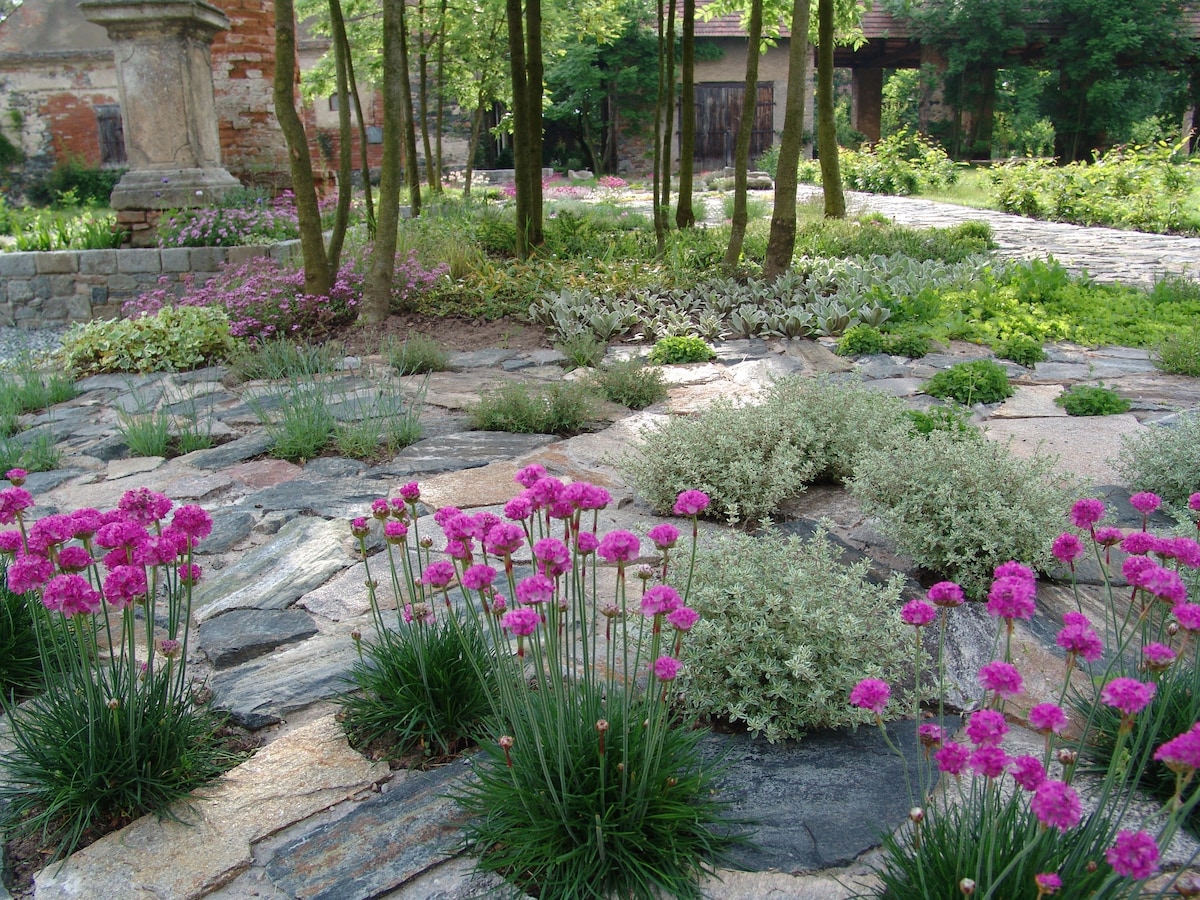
xmin=41 ymin=91 xmax=114 ymax=166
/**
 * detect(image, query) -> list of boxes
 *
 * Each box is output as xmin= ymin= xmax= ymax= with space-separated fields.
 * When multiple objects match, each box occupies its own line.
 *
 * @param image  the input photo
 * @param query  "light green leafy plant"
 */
xmin=1117 ymin=416 xmax=1200 ymax=508
xmin=681 ymin=529 xmax=912 ymax=743
xmin=648 ymin=336 xmax=716 ymax=365
xmin=851 ymin=430 xmax=1073 ymax=597
xmin=924 ymin=359 xmax=1014 ymax=406
xmin=1056 ymin=383 xmax=1131 ymax=417
xmin=60 ymin=306 xmax=236 ymax=375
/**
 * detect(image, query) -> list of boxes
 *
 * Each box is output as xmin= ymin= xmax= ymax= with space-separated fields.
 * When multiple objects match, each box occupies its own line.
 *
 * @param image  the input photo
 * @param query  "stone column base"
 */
xmin=111 ymin=167 xmax=243 ymax=212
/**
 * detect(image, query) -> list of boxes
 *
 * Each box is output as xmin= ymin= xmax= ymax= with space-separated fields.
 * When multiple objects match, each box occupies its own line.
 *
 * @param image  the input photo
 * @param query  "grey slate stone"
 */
xmin=185 ymin=431 xmax=273 ymax=469
xmin=19 ymin=469 xmax=81 ymax=494
xmin=196 ymin=508 xmax=255 ymax=554
xmin=448 ymin=349 xmax=518 ymax=368
xmin=263 ymin=763 xmax=471 ymax=900
xmin=305 ymin=457 xmax=369 ymax=478
xmin=240 ymin=479 xmax=383 ymax=519
xmin=380 ymin=432 xmax=557 ymax=475
xmin=198 ymin=608 xmax=320 ymax=668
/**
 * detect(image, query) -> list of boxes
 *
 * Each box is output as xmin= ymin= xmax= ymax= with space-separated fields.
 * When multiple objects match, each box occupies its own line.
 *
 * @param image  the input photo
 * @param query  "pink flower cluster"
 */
xmin=1 ymin=480 xmax=209 ymax=620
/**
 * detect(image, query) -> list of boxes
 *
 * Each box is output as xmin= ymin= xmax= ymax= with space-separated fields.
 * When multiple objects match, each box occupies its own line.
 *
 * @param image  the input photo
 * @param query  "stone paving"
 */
xmin=5 ymin=201 xmax=1200 ymax=899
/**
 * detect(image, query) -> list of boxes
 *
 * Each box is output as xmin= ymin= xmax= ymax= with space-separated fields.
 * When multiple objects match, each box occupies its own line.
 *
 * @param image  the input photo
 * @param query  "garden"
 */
xmin=3 ymin=180 xmax=1200 ymax=897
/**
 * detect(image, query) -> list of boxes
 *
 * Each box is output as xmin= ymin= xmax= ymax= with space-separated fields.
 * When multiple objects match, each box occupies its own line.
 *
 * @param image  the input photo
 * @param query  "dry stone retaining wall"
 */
xmin=0 ymin=240 xmax=300 ymax=329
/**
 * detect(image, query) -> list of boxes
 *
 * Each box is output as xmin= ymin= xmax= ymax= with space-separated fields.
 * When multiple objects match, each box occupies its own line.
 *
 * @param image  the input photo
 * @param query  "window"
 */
xmin=366 ymin=126 xmax=383 ymax=144
xmin=328 ymin=94 xmax=339 ymax=111
xmin=95 ymin=104 xmax=126 ymax=166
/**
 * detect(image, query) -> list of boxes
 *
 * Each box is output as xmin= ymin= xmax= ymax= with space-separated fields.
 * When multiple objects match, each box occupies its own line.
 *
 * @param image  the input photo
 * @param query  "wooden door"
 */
xmin=692 ymin=82 xmax=774 ymax=170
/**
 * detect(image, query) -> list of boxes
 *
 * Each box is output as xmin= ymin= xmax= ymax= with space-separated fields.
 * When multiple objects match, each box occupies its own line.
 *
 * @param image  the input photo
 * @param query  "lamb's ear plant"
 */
xmin=0 ymin=472 xmax=245 ymax=861
xmin=1117 ymin=415 xmax=1200 ymax=508
xmin=854 ymin=493 xmax=1200 ymax=898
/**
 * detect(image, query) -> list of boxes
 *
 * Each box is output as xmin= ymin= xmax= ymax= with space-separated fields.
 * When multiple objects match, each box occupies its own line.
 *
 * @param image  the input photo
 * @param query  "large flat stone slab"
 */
xmin=263 ymin=763 xmax=469 ymax=899
xmin=209 ymin=626 xmax=361 ymax=728
xmin=240 ymin=479 xmax=384 ymax=520
xmin=198 ymin=608 xmax=320 ymax=668
xmin=33 ymin=716 xmax=388 ymax=900
xmin=371 ymin=432 xmax=557 ymax=478
xmin=297 ymin=562 xmax=375 ymax=621
xmin=419 ymin=461 xmax=523 ymax=510
xmin=192 ymin=517 xmax=355 ymax=621
xmin=984 ymin=413 xmax=1141 ymax=484
xmin=990 ymin=384 xmax=1070 ymax=418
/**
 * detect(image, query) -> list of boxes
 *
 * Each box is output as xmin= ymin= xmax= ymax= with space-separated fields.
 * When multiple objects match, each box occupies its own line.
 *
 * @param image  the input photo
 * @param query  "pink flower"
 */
xmin=1094 ymin=526 xmax=1124 ymax=547
xmin=901 ymin=599 xmax=937 ymax=627
xmin=1121 ymin=534 xmax=1155 ymax=559
xmin=177 ymin=563 xmax=202 ymax=585
xmin=667 ymin=606 xmax=699 ymax=631
xmin=484 ymin=522 xmax=525 ymax=556
xmin=1129 ymin=491 xmax=1162 ymax=516
xmin=403 ymin=602 xmax=435 ymax=625
xmin=1051 ymin=533 xmax=1084 ymax=565
xmin=641 ymin=584 xmax=682 ymax=617
xmin=102 ymin=565 xmax=147 ymax=609
xmin=647 ymin=523 xmax=680 ymax=549
xmin=987 ymin=575 xmax=1037 ymax=620
xmin=934 ymin=741 xmax=970 ymax=775
xmin=503 ymin=495 xmax=534 ymax=521
xmin=598 ymin=530 xmax=640 ymax=563
xmin=462 ymin=564 xmax=497 ymax=591
xmin=350 ymin=517 xmax=370 ymax=538
xmin=170 ymin=505 xmax=212 ymax=543
xmin=849 ymin=678 xmax=890 ymax=715
xmin=1056 ymin=613 xmax=1104 ymax=662
xmin=918 ymin=723 xmax=944 ymax=748
xmin=1035 ymin=872 xmax=1062 ymax=894
xmin=533 ymin=538 xmax=570 ymax=577
xmin=1174 ymin=602 xmax=1200 ymax=632
xmin=994 ymin=560 xmax=1035 ymax=582
xmin=1190 ymin=492 xmax=1200 ymax=512
xmin=1162 ymin=537 xmax=1200 ymax=569
xmin=56 ymin=545 xmax=92 ymax=573
xmin=434 ymin=506 xmax=464 ymax=528
xmin=502 ymin=606 xmax=540 ymax=636
xmin=515 ymin=574 xmax=555 ymax=605
xmin=1031 ymin=780 xmax=1082 ymax=832
xmin=514 ymin=464 xmax=547 ymax=488
xmin=0 ymin=530 xmax=20 ymax=554
xmin=1029 ymin=702 xmax=1068 ymax=734
xmin=966 ymin=709 xmax=1008 ymax=747
xmin=1011 ymin=755 xmax=1047 ymax=791
xmin=563 ymin=481 xmax=610 ymax=510
xmin=527 ymin=477 xmax=564 ymax=509
xmin=384 ymin=520 xmax=409 ymax=543
xmin=654 ymin=655 xmax=681 ymax=681
xmin=27 ymin=515 xmax=75 ymax=553
xmin=1154 ymin=723 xmax=1200 ymax=773
xmin=1100 ymin=677 xmax=1156 ymax=717
xmin=371 ymin=498 xmax=391 ymax=519
xmin=576 ymin=532 xmax=600 ymax=555
xmin=118 ymin=487 xmax=172 ymax=525
xmin=7 ymin=554 xmax=53 ymax=593
xmin=0 ymin=486 xmax=34 ymax=525
xmin=1106 ymin=830 xmax=1159 ymax=879
xmin=978 ymin=660 xmax=1024 ymax=699
xmin=969 ymin=745 xmax=1010 ymax=778
xmin=398 ymin=482 xmax=421 ymax=503
xmin=420 ymin=561 xmax=456 ymax=588
xmin=1069 ymin=498 xmax=1105 ymax=529
xmin=673 ymin=490 xmax=711 ymax=517
xmin=1142 ymin=642 xmax=1177 ymax=671
xmin=5 ymin=467 xmax=28 ymax=485
xmin=42 ymin=573 xmax=102 ymax=616
xmin=928 ymin=581 xmax=964 ymax=607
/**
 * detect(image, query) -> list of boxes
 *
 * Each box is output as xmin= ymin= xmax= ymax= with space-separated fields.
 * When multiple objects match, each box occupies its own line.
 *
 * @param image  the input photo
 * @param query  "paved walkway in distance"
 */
xmin=824 ymin=186 xmax=1200 ymax=287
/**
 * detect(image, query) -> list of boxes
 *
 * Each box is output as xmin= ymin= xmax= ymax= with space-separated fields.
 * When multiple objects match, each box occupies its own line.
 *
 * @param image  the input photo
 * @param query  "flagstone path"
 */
xmin=4 ymin=195 xmax=1200 ymax=899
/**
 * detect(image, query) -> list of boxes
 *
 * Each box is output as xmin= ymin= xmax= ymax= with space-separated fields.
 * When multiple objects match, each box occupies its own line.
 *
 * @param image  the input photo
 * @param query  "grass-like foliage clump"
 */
xmin=588 ymin=358 xmax=668 ymax=410
xmin=0 ymin=560 xmax=44 ymax=699
xmin=851 ymin=430 xmax=1072 ymax=596
xmin=1156 ymin=329 xmax=1200 ymax=376
xmin=469 ymin=381 xmax=595 ymax=435
xmin=228 ymin=339 xmax=343 ymax=382
xmin=681 ymin=529 xmax=911 ymax=743
xmin=625 ymin=377 xmax=910 ymax=524
xmin=647 ymin=336 xmax=716 ymax=365
xmin=1056 ymin=383 xmax=1131 ymax=417
xmin=60 ymin=306 xmax=237 ymax=375
xmin=0 ymin=480 xmax=246 ymax=860
xmin=385 ymin=334 xmax=452 ymax=375
xmin=924 ymin=359 xmax=1014 ymax=406
xmin=1117 ymin=416 xmax=1200 ymax=508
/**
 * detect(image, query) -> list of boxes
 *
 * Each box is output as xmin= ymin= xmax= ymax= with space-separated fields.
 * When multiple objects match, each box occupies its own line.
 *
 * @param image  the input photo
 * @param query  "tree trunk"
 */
xmin=659 ymin=0 xmax=677 ymax=230
xmin=464 ymin=100 xmax=485 ymax=197
xmin=505 ymin=0 xmax=532 ymax=257
xmin=273 ymin=0 xmax=332 ymax=296
xmin=400 ymin=1 xmax=422 ymax=215
xmin=816 ymin=0 xmax=844 ymax=218
xmin=336 ymin=13 xmax=374 ymax=234
xmin=763 ymin=0 xmax=811 ymax=279
xmin=362 ymin=0 xmax=406 ymax=323
xmin=326 ymin=0 xmax=354 ymax=273
xmin=675 ymin=0 xmax=696 ymax=229
xmin=721 ymin=0 xmax=763 ymax=267
xmin=418 ymin=0 xmax=436 ymax=192
xmin=525 ymin=0 xmax=544 ymax=247
xmin=434 ymin=0 xmax=447 ymax=189
xmin=652 ymin=0 xmax=666 ymax=252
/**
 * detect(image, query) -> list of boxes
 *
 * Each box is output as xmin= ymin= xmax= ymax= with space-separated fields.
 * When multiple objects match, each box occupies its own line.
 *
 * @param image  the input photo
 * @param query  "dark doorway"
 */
xmin=692 ymin=81 xmax=774 ymax=170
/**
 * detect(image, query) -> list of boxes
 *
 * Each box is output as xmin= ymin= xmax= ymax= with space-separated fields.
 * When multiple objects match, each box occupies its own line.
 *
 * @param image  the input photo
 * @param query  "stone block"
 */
xmin=6 ymin=280 xmax=33 ymax=303
xmin=31 ymin=275 xmax=51 ymax=299
xmin=159 ymin=247 xmax=191 ymax=272
xmin=107 ymin=274 xmax=139 ymax=292
xmin=67 ymin=295 xmax=93 ymax=320
xmin=49 ymin=274 xmax=75 ymax=296
xmin=43 ymin=297 xmax=68 ymax=320
xmin=117 ymin=249 xmax=163 ymax=274
xmin=226 ymin=245 xmax=269 ymax=267
xmin=188 ymin=246 xmax=226 ymax=271
xmin=0 ymin=253 xmax=36 ymax=277
xmin=78 ymin=250 xmax=119 ymax=275
xmin=268 ymin=239 xmax=302 ymax=263
xmin=35 ymin=251 xmax=79 ymax=274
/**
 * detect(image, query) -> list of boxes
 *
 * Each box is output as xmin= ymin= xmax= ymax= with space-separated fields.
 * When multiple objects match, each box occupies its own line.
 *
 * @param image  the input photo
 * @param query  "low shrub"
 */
xmin=25 ymin=160 xmax=123 ymax=207
xmin=624 ymin=377 xmax=910 ymax=524
xmin=851 ymin=430 xmax=1073 ymax=596
xmin=924 ymin=359 xmax=1014 ymax=406
xmin=883 ymin=331 xmax=932 ymax=359
xmin=0 ymin=355 xmax=78 ymax=419
xmin=1056 ymin=383 xmax=1131 ymax=417
xmin=905 ymin=404 xmax=979 ymax=438
xmin=1155 ymin=330 xmax=1200 ymax=376
xmin=588 ymin=358 xmax=668 ymax=410
xmin=1117 ymin=416 xmax=1200 ymax=508
xmin=647 ymin=336 xmax=716 ymax=365
xmin=469 ymin=381 xmax=595 ymax=435
xmin=994 ymin=334 xmax=1047 ymax=368
xmin=681 ymin=529 xmax=911 ymax=743
xmin=837 ymin=324 xmax=887 ymax=356
xmin=157 ymin=191 xmax=300 ymax=247
xmin=555 ymin=332 xmax=607 ymax=370
xmin=60 ymin=306 xmax=236 ymax=375
xmin=839 ymin=128 xmax=959 ymax=197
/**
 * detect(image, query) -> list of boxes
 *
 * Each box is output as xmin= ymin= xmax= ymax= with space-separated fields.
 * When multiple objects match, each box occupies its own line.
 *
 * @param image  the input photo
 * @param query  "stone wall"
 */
xmin=0 ymin=242 xmax=299 ymax=329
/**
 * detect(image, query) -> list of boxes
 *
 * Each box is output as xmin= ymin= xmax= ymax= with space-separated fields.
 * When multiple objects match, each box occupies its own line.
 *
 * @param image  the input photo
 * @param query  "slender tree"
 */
xmin=273 ymin=0 xmax=333 ymax=295
xmin=656 ymin=0 xmax=678 ymax=249
xmin=675 ymin=0 xmax=697 ymax=228
xmin=400 ymin=1 xmax=422 ymax=216
xmin=763 ymin=0 xmax=811 ymax=277
xmin=722 ymin=0 xmax=763 ymax=267
xmin=815 ymin=0 xmax=844 ymax=217
xmin=506 ymin=0 xmax=545 ymax=256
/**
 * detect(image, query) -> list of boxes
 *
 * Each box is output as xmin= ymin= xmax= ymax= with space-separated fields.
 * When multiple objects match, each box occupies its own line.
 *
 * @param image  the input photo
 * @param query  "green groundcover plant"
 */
xmin=0 ymin=471 xmax=243 ymax=861
xmin=853 ymin=492 xmax=1200 ymax=898
xmin=1118 ymin=416 xmax=1200 ymax=509
xmin=358 ymin=471 xmax=739 ymax=898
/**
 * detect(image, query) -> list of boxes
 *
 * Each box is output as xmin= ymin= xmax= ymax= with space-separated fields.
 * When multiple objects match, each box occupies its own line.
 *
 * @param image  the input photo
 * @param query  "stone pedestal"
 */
xmin=79 ymin=0 xmax=241 ymax=218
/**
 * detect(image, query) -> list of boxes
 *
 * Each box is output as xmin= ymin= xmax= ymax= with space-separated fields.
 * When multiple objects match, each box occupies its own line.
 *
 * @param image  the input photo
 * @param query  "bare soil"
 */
xmin=325 ymin=313 xmax=554 ymax=358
